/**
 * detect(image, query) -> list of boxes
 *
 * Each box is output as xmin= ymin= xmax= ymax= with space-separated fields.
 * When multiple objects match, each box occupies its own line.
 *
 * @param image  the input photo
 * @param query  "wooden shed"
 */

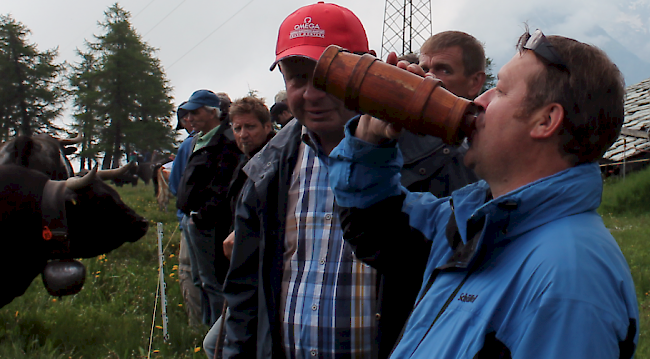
xmin=601 ymin=78 xmax=650 ymax=176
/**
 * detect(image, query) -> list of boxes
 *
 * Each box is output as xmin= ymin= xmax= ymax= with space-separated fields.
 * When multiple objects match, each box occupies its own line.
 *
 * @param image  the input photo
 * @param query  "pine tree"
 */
xmin=71 ymin=4 xmax=175 ymax=169
xmin=0 ymin=15 xmax=66 ymax=139
xmin=480 ymin=57 xmax=497 ymax=94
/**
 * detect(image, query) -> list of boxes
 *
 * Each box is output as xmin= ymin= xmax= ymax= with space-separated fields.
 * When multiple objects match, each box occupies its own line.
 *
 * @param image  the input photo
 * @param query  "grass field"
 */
xmin=1 ymin=168 xmax=650 ymax=358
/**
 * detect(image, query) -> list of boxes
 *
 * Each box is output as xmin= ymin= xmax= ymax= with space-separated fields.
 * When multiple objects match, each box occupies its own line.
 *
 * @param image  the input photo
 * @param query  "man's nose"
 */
xmin=474 ymin=88 xmax=495 ymax=108
xmin=303 ymin=79 xmax=327 ymax=101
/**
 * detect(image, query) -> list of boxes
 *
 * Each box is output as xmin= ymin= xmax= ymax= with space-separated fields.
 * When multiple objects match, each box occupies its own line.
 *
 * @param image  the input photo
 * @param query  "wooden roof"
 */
xmin=603 ymin=78 xmax=650 ymax=162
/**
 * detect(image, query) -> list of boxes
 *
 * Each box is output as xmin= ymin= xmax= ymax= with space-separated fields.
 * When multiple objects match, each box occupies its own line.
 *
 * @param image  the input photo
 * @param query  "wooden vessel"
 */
xmin=313 ymin=45 xmax=479 ymax=144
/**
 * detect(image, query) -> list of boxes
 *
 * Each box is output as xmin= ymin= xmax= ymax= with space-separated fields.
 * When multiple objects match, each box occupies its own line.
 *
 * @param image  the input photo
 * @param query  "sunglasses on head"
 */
xmin=519 ymin=29 xmax=568 ymax=70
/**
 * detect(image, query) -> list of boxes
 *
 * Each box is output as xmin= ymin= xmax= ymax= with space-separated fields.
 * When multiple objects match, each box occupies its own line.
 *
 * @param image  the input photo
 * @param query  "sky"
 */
xmin=4 ymin=0 xmax=650 ymax=133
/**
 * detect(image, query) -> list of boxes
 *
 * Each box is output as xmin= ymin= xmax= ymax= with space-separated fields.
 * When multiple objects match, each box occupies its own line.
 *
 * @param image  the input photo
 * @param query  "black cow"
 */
xmin=1 ymin=165 xmax=149 ymax=308
xmin=0 ymin=133 xmax=82 ymax=180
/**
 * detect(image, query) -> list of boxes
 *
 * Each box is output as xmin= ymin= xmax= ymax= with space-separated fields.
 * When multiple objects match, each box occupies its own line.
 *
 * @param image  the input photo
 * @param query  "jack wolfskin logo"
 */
xmin=458 ymin=293 xmax=478 ymax=303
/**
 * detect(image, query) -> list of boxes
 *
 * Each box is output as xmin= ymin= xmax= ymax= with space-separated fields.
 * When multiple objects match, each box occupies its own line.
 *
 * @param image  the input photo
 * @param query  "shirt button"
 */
xmin=319 ymin=258 xmax=325 ymax=265
xmin=312 ymin=304 xmax=318 ymax=311
xmin=310 ymin=349 xmax=317 ymax=356
xmin=419 ymin=168 xmax=426 ymax=175
xmin=266 ymin=162 xmax=272 ymax=167
xmin=324 ymin=213 xmax=332 ymax=220
xmin=443 ymin=148 xmax=451 ymax=155
xmin=375 ymin=313 xmax=381 ymax=320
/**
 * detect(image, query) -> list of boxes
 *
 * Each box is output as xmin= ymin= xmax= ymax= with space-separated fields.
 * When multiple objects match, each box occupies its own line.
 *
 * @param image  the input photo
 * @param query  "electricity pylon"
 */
xmin=381 ymin=0 xmax=432 ymax=58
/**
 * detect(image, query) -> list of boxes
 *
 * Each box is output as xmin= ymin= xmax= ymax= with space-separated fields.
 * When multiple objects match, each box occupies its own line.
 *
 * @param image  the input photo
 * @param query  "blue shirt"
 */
xmin=169 ymin=131 xmax=196 ymax=224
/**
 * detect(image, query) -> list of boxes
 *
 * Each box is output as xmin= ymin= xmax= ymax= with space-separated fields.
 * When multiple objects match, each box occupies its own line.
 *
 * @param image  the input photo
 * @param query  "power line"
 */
xmin=142 ymin=0 xmax=189 ymax=37
xmin=132 ymin=0 xmax=158 ymax=20
xmin=167 ymin=0 xmax=256 ymax=70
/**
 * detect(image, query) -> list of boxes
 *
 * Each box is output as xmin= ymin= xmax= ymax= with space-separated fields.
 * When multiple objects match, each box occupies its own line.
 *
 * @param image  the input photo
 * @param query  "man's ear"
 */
xmin=468 ymin=71 xmax=486 ymax=99
xmin=530 ymin=103 xmax=564 ymax=139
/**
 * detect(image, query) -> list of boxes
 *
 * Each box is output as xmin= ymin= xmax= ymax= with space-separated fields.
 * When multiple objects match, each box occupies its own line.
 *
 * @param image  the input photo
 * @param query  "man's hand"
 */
xmin=223 ymin=231 xmax=235 ymax=260
xmin=353 ymin=51 xmax=417 ymax=144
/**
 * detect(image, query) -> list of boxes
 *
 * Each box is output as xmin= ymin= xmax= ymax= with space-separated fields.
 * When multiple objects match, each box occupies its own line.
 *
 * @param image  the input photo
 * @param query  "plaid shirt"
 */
xmin=280 ymin=135 xmax=377 ymax=359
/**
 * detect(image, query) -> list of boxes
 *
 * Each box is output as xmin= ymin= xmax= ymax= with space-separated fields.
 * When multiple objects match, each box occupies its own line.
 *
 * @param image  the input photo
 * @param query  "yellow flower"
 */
xmin=169 ymin=273 xmax=175 ymax=277
xmin=155 ymin=325 xmax=162 ymax=329
xmin=194 ymin=347 xmax=201 ymax=353
xmin=52 ymin=298 xmax=57 ymax=302
xmin=178 ymin=304 xmax=183 ymax=307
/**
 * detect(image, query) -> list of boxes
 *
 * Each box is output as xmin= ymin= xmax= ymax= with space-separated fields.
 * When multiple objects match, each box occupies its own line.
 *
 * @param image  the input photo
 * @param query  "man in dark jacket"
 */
xmin=176 ymin=89 xmax=241 ymax=327
xmin=203 ymin=96 xmax=275 ymax=359
xmin=398 ymin=31 xmax=485 ymax=197
xmin=222 ymin=3 xmax=380 ymax=358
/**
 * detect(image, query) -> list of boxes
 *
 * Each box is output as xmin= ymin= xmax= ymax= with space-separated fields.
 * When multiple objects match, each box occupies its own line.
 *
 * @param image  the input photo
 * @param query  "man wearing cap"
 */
xmin=176 ymin=89 xmax=241 ymax=327
xmin=169 ymin=102 xmax=203 ymax=327
xmin=222 ymin=3 xmax=381 ymax=358
xmin=270 ymin=102 xmax=293 ymax=129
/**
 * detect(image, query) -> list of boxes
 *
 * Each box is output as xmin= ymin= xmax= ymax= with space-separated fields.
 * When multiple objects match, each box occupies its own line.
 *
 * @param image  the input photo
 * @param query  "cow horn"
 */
xmin=57 ymin=132 xmax=83 ymax=145
xmin=66 ymin=164 xmax=97 ymax=190
xmin=97 ymin=161 xmax=136 ymax=180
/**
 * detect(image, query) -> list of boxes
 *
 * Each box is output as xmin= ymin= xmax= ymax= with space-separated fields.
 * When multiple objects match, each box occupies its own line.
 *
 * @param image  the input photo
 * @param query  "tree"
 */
xmin=71 ymin=4 xmax=175 ymax=169
xmin=69 ymin=51 xmax=102 ymax=170
xmin=480 ymin=57 xmax=496 ymax=94
xmin=0 ymin=15 xmax=66 ymax=140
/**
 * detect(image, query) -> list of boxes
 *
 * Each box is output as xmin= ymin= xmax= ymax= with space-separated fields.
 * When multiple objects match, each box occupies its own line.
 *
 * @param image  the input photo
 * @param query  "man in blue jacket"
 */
xmin=329 ymin=28 xmax=639 ymax=358
xmin=169 ymin=102 xmax=202 ymax=327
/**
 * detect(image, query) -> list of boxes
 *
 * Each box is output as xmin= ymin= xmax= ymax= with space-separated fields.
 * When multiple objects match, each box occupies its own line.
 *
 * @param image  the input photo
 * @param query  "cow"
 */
xmin=0 ymin=133 xmax=82 ymax=180
xmin=155 ymin=162 xmax=172 ymax=211
xmin=1 ymin=165 xmax=149 ymax=308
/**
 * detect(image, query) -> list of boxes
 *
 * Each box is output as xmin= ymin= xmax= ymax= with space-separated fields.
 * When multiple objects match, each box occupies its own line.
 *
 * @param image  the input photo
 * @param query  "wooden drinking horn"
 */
xmin=313 ymin=45 xmax=480 ymax=145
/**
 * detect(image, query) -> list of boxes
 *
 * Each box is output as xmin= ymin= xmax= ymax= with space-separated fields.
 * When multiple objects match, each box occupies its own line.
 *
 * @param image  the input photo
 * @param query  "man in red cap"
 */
xmin=222 ymin=3 xmax=380 ymax=358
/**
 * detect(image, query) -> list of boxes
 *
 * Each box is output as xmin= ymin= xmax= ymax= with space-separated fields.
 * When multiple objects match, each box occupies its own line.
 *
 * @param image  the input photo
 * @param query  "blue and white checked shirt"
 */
xmin=280 ymin=135 xmax=378 ymax=359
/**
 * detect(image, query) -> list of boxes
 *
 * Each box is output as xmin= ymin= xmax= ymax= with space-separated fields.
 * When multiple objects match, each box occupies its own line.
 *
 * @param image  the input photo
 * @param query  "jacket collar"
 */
xmin=450 ymin=163 xmax=603 ymax=247
xmin=243 ymin=118 xmax=303 ymax=181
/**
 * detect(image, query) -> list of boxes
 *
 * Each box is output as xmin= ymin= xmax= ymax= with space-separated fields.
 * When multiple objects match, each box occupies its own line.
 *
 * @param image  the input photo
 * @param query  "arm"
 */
xmin=506 ymin=299 xmax=636 ymax=359
xmin=222 ymin=180 xmax=260 ymax=359
xmin=168 ymin=137 xmax=193 ymax=196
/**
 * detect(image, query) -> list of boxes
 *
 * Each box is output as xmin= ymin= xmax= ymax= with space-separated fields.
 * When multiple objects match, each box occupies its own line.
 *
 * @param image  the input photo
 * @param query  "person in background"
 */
xmin=169 ymin=102 xmax=202 ymax=327
xmin=222 ymin=3 xmax=381 ymax=358
xmin=269 ymin=101 xmax=293 ymax=129
xmin=176 ymin=89 xmax=240 ymax=327
xmin=203 ymin=96 xmax=275 ymax=359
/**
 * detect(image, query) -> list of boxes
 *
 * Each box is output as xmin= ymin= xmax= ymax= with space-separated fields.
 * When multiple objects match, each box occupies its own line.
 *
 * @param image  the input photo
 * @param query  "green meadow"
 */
xmin=2 ymin=167 xmax=650 ymax=358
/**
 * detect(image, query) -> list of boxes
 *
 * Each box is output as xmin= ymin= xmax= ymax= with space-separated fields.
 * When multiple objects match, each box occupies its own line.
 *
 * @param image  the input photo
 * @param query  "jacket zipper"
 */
xmin=409 ymin=270 xmax=473 ymax=356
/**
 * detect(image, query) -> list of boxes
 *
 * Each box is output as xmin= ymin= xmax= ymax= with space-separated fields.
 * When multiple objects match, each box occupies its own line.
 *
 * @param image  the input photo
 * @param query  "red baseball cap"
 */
xmin=270 ymin=2 xmax=369 ymax=70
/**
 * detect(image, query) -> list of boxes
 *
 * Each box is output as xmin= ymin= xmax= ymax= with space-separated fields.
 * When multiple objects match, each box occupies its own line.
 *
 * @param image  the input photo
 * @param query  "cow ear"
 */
xmin=63 ymin=147 xmax=77 ymax=156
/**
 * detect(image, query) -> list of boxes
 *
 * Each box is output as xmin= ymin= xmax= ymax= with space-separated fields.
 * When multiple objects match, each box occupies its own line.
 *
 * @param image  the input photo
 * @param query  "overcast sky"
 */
xmin=4 ymin=0 xmax=650 ymax=131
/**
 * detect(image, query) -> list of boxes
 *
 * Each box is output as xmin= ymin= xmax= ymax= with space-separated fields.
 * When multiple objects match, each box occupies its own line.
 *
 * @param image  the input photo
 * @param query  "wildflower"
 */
xmin=156 ymin=325 xmax=163 ymax=329
xmin=52 ymin=298 xmax=57 ymax=302
xmin=194 ymin=347 xmax=201 ymax=353
xmin=15 ymin=311 xmax=18 ymax=317
xmin=178 ymin=304 xmax=183 ymax=307
xmin=170 ymin=273 xmax=175 ymax=277
xmin=153 ymin=350 xmax=160 ymax=354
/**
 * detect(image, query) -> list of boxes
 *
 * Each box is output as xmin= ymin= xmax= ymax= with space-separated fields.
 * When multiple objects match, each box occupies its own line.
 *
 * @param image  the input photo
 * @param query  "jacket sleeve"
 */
xmin=222 ymin=179 xmax=260 ymax=359
xmin=504 ymin=298 xmax=637 ymax=359
xmin=169 ymin=136 xmax=193 ymax=196
xmin=329 ymin=118 xmax=449 ymax=272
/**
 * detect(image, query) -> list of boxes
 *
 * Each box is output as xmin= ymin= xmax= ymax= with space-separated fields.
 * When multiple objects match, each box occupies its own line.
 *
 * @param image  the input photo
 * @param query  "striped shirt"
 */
xmin=281 ymin=132 xmax=377 ymax=359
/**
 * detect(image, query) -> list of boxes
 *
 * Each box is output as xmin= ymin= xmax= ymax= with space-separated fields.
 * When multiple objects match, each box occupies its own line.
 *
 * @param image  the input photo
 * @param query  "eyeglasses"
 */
xmin=519 ymin=29 xmax=567 ymax=70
